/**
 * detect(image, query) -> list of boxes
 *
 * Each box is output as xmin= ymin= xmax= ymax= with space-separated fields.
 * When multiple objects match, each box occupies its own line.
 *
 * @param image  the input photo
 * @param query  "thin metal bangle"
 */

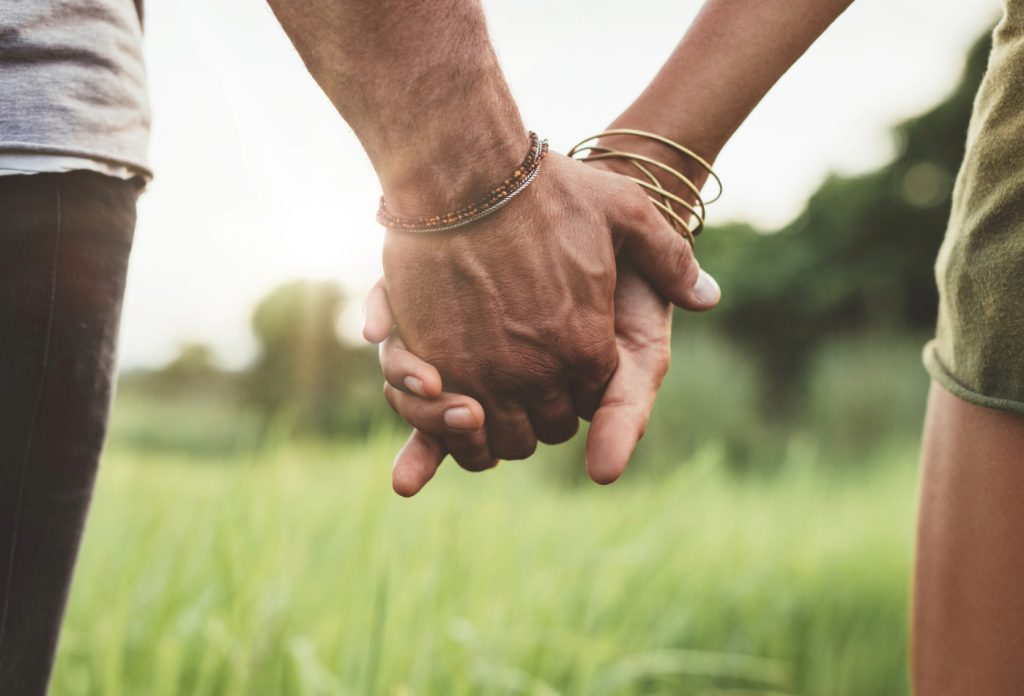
xmin=571 ymin=148 xmax=706 ymax=213
xmin=568 ymin=129 xmax=723 ymax=204
xmin=610 ymin=156 xmax=704 ymax=238
xmin=576 ymin=145 xmax=707 ymax=229
xmin=575 ymin=147 xmax=708 ymax=239
xmin=649 ymin=197 xmax=696 ymax=246
xmin=628 ymin=177 xmax=702 ymax=222
xmin=566 ymin=128 xmax=723 ymax=243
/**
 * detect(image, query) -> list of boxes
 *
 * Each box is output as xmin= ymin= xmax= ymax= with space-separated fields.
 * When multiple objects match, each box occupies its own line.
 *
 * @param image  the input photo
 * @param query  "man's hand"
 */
xmin=364 ymin=258 xmax=695 ymax=495
xmin=379 ymin=151 xmax=717 ymax=462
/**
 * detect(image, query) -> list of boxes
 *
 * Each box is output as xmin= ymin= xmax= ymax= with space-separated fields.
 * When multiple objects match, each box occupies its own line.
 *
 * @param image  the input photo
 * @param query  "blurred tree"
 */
xmin=157 ymin=343 xmax=222 ymax=383
xmin=694 ymin=31 xmax=992 ymax=409
xmin=120 ymin=342 xmax=233 ymax=398
xmin=244 ymin=280 xmax=384 ymax=436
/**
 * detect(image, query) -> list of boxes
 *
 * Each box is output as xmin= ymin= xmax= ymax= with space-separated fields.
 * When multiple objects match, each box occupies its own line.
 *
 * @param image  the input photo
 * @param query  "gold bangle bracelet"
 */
xmin=628 ymin=178 xmax=703 ymax=244
xmin=566 ymin=128 xmax=722 ymax=245
xmin=578 ymin=147 xmax=707 ymax=223
xmin=568 ymin=128 xmax=722 ymax=204
xmin=575 ymin=146 xmax=707 ymax=240
xmin=607 ymin=156 xmax=705 ymax=239
xmin=648 ymin=197 xmax=697 ymax=246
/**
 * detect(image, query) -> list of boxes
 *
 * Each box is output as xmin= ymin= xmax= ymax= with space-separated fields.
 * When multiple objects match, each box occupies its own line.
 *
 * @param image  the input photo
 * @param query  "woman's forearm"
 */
xmin=606 ymin=0 xmax=854 ymax=186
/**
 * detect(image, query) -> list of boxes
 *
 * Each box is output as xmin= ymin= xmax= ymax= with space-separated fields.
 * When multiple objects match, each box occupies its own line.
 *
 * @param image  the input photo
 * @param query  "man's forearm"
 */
xmin=266 ymin=0 xmax=526 ymax=216
xmin=606 ymin=0 xmax=854 ymax=187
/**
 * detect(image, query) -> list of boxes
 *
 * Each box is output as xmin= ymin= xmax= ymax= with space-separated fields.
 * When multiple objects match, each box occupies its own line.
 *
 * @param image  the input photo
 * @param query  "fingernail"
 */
xmin=692 ymin=269 xmax=721 ymax=305
xmin=404 ymin=376 xmax=426 ymax=397
xmin=444 ymin=407 xmax=476 ymax=431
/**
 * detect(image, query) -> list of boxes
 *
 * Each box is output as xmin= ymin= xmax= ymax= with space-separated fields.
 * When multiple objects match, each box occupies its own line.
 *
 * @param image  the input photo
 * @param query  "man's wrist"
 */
xmin=273 ymin=0 xmax=529 ymax=221
xmin=377 ymin=109 xmax=529 ymax=219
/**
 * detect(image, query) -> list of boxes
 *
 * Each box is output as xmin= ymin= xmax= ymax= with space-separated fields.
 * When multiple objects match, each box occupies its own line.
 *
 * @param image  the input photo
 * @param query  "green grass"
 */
xmin=52 ymin=434 xmax=918 ymax=696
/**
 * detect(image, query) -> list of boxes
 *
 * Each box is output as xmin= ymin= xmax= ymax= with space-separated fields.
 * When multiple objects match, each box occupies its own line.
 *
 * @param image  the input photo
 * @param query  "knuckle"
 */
xmin=514 ymin=363 xmax=560 ymax=390
xmin=674 ymin=233 xmax=695 ymax=265
xmin=576 ymin=338 xmax=618 ymax=381
xmin=662 ymin=233 xmax=689 ymax=270
xmin=536 ymin=418 xmax=579 ymax=445
xmin=417 ymin=350 xmax=483 ymax=393
xmin=493 ymin=437 xmax=537 ymax=461
xmin=482 ymin=352 xmax=560 ymax=396
xmin=452 ymin=451 xmax=496 ymax=472
xmin=533 ymin=385 xmax=567 ymax=404
xmin=659 ymin=237 xmax=697 ymax=295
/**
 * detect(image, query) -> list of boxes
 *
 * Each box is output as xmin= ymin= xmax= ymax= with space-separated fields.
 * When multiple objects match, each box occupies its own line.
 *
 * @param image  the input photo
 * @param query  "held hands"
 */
xmin=366 ymin=263 xmax=697 ymax=495
xmin=368 ymin=153 xmax=720 ymax=494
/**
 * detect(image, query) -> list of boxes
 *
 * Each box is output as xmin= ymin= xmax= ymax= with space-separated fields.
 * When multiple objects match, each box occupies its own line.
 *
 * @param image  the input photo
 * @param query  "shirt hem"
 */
xmin=0 ymin=142 xmax=151 ymax=180
xmin=923 ymin=340 xmax=1024 ymax=416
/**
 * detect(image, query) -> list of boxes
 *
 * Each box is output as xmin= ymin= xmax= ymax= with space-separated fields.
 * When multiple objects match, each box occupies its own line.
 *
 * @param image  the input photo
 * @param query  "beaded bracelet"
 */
xmin=567 ymin=129 xmax=722 ymax=246
xmin=377 ymin=131 xmax=548 ymax=233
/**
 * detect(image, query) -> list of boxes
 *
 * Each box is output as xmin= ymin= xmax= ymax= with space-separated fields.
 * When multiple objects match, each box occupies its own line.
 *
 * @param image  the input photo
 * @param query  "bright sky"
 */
xmin=122 ymin=0 xmax=1000 ymax=369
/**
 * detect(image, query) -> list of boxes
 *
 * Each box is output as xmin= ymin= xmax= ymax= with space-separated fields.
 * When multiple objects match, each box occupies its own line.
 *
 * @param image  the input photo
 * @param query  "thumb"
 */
xmin=585 ymin=347 xmax=660 ymax=485
xmin=392 ymin=429 xmax=447 ymax=497
xmin=362 ymin=277 xmax=395 ymax=344
xmin=611 ymin=196 xmax=720 ymax=312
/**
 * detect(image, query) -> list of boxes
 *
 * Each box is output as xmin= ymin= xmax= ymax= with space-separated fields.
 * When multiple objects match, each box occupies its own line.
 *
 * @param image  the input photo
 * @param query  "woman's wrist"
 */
xmin=595 ymin=114 xmax=721 ymax=205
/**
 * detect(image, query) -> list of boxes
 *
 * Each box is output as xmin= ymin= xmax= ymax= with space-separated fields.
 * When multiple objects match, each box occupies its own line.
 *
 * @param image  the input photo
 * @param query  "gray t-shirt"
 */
xmin=0 ymin=0 xmax=151 ymax=176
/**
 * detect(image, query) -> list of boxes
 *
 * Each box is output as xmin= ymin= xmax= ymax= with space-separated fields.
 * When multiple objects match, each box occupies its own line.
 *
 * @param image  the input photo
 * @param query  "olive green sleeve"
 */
xmin=925 ymin=5 xmax=1024 ymax=415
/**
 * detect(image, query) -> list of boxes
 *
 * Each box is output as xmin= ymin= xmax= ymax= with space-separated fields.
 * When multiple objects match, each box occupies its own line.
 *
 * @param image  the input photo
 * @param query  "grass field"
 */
xmin=51 ymin=432 xmax=919 ymax=696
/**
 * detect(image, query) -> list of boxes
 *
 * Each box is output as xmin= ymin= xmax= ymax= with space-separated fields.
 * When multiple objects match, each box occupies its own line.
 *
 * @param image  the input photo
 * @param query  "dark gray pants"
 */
xmin=0 ymin=171 xmax=137 ymax=694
